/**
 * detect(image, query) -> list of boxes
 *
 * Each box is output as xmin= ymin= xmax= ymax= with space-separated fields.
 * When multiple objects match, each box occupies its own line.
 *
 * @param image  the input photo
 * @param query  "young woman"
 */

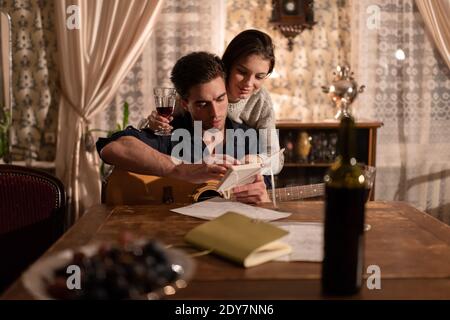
xmin=144 ymin=29 xmax=282 ymax=174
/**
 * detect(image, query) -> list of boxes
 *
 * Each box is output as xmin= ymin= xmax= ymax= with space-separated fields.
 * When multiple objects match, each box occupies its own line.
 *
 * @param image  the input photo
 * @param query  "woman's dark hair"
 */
xmin=222 ymin=29 xmax=275 ymax=80
xmin=171 ymin=51 xmax=225 ymax=100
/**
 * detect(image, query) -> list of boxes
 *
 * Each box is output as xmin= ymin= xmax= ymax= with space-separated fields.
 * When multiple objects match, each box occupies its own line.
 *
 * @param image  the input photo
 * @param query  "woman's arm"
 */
xmin=237 ymin=88 xmax=283 ymax=174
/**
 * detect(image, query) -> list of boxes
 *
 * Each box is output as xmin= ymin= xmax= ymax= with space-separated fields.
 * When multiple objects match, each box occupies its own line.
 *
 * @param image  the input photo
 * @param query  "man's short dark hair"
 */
xmin=170 ymin=51 xmax=226 ymax=100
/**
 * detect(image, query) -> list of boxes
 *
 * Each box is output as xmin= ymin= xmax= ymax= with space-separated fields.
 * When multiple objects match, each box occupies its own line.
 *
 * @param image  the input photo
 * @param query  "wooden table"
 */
xmin=2 ymin=201 xmax=450 ymax=300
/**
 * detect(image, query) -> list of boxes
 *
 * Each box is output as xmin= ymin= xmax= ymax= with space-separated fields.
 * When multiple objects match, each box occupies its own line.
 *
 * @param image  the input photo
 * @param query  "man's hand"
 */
xmin=168 ymin=163 xmax=231 ymax=184
xmin=231 ymin=174 xmax=270 ymax=204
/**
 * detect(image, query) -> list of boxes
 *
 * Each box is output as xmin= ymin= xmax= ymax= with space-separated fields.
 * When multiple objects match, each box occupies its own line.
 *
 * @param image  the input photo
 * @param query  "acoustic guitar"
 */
xmin=104 ymin=168 xmax=325 ymax=206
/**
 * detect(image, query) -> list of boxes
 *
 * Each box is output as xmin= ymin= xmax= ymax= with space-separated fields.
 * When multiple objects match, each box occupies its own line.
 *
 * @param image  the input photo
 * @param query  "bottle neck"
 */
xmin=337 ymin=113 xmax=357 ymax=163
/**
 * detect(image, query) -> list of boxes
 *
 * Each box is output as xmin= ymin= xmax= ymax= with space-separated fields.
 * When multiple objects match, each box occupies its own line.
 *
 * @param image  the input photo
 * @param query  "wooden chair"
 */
xmin=0 ymin=165 xmax=66 ymax=292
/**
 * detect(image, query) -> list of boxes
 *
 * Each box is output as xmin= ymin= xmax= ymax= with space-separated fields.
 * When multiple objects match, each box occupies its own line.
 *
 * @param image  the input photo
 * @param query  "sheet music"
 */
xmin=171 ymin=197 xmax=291 ymax=221
xmin=273 ymin=222 xmax=324 ymax=262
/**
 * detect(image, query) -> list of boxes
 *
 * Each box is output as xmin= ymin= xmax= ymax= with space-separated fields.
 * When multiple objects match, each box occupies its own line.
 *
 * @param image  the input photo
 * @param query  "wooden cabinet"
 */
xmin=275 ymin=120 xmax=383 ymax=199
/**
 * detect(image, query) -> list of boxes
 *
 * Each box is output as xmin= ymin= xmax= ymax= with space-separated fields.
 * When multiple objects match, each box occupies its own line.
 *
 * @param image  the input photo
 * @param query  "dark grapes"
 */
xmin=46 ymin=240 xmax=180 ymax=300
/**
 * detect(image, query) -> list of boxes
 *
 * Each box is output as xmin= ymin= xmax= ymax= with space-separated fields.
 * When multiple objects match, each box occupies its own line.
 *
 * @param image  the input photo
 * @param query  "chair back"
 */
xmin=0 ymin=164 xmax=66 ymax=292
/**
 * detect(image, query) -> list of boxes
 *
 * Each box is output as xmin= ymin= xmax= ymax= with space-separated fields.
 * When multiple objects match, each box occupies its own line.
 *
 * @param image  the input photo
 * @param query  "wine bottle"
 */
xmin=321 ymin=113 xmax=366 ymax=295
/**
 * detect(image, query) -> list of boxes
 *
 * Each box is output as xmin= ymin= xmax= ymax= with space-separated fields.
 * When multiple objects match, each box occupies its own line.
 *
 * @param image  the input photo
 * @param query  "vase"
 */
xmin=296 ymin=131 xmax=312 ymax=163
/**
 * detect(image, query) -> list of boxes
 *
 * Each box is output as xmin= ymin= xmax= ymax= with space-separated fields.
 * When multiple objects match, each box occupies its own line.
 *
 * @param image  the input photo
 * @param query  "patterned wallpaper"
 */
xmin=226 ymin=0 xmax=351 ymax=121
xmin=0 ymin=0 xmax=59 ymax=161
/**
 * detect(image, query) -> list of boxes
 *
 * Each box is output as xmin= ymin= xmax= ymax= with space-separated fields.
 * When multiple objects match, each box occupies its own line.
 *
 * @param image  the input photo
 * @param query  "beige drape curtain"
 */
xmin=54 ymin=0 xmax=164 ymax=224
xmin=416 ymin=0 xmax=450 ymax=70
xmin=0 ymin=13 xmax=11 ymax=111
xmin=0 ymin=11 xmax=11 ymax=108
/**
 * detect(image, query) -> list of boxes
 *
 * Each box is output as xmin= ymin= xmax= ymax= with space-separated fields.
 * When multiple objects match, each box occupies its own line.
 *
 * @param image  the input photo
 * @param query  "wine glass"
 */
xmin=153 ymin=87 xmax=177 ymax=136
xmin=358 ymin=164 xmax=376 ymax=232
xmin=359 ymin=163 xmax=376 ymax=203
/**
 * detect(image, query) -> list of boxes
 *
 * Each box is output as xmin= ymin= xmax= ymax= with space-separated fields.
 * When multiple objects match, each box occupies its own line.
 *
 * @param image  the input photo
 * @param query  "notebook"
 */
xmin=184 ymin=212 xmax=292 ymax=267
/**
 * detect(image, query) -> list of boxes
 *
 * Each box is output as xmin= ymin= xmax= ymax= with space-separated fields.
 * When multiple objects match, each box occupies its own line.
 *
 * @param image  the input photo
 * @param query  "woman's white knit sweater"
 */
xmin=227 ymin=87 xmax=283 ymax=174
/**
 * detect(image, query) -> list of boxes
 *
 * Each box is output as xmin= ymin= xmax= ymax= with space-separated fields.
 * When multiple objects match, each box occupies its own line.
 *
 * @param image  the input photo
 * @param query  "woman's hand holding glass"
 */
xmin=152 ymin=87 xmax=177 ymax=136
xmin=146 ymin=110 xmax=173 ymax=132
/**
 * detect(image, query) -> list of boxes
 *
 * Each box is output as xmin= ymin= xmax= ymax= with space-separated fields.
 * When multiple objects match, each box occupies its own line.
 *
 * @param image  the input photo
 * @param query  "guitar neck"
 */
xmin=269 ymin=183 xmax=325 ymax=202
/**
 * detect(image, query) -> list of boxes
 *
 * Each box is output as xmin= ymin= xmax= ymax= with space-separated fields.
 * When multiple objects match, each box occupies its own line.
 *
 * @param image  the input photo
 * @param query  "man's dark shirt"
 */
xmin=96 ymin=113 xmax=272 ymax=187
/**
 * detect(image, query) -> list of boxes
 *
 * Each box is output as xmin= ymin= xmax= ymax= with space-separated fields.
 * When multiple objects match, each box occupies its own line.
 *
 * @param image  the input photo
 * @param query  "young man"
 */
xmin=96 ymin=52 xmax=269 ymax=204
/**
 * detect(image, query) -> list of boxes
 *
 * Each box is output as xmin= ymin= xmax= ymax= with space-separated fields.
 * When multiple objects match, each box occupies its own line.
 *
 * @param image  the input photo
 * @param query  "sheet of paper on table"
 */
xmin=171 ymin=197 xmax=291 ymax=221
xmin=274 ymin=222 xmax=324 ymax=262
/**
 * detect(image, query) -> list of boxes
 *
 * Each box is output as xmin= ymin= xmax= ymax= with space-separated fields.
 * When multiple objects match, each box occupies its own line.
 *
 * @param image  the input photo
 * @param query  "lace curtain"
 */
xmin=0 ymin=0 xmax=59 ymax=162
xmin=351 ymin=0 xmax=450 ymax=224
xmin=91 ymin=0 xmax=227 ymax=132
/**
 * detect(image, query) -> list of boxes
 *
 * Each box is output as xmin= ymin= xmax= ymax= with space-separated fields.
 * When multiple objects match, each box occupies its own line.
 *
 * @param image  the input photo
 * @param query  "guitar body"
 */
xmin=104 ymin=168 xmax=220 ymax=205
xmin=104 ymin=168 xmax=324 ymax=206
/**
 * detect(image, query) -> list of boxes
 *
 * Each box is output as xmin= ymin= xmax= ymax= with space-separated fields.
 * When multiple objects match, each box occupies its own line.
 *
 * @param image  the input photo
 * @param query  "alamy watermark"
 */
xmin=66 ymin=265 xmax=81 ymax=290
xmin=366 ymin=5 xmax=380 ymax=31
xmin=66 ymin=5 xmax=80 ymax=30
xmin=366 ymin=264 xmax=382 ymax=290
xmin=168 ymin=122 xmax=279 ymax=165
xmin=64 ymin=263 xmax=382 ymax=291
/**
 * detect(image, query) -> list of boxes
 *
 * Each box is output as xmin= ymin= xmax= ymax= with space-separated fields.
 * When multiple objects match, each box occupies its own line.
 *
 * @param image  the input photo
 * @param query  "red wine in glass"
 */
xmin=154 ymin=87 xmax=177 ymax=136
xmin=156 ymin=107 xmax=174 ymax=118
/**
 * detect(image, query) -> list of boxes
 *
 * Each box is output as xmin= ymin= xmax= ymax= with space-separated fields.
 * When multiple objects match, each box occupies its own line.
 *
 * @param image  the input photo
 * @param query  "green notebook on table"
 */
xmin=184 ymin=212 xmax=292 ymax=267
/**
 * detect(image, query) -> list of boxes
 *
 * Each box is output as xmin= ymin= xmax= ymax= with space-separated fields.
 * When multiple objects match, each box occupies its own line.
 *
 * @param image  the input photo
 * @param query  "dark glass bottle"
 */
xmin=321 ymin=112 xmax=366 ymax=295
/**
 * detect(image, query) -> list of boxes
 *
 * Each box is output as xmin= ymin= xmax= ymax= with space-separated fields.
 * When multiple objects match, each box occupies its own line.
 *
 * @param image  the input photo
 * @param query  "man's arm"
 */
xmin=100 ymin=136 xmax=175 ymax=176
xmin=100 ymin=136 xmax=229 ymax=183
